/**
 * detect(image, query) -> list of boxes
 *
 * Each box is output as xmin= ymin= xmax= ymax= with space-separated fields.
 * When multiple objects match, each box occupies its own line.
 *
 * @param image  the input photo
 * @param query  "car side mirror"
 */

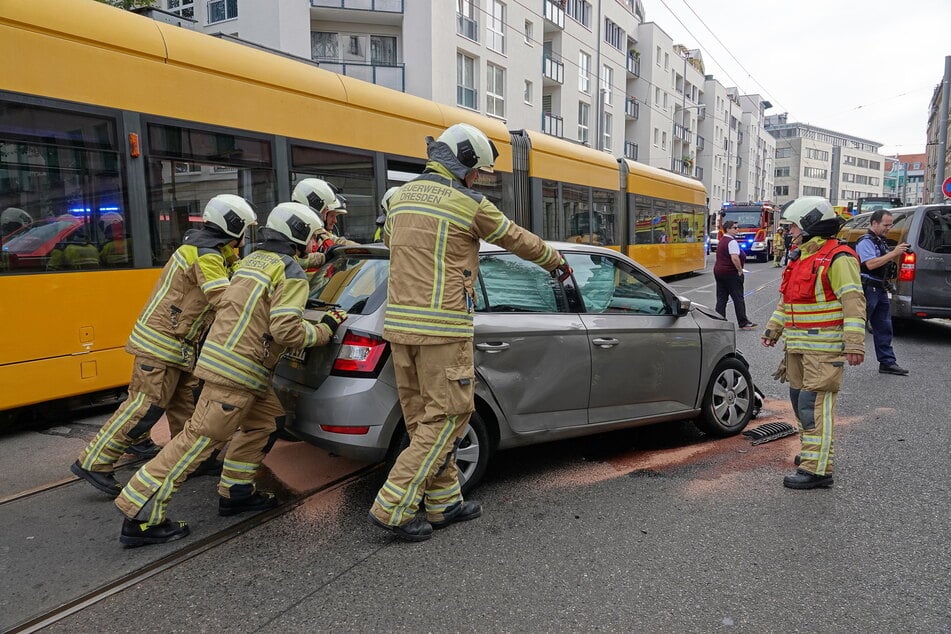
xmin=675 ymin=295 xmax=691 ymax=316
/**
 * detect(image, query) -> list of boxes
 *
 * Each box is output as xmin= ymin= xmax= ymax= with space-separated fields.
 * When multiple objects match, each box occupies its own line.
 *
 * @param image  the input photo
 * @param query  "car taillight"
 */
xmin=332 ymin=331 xmax=389 ymax=377
xmin=319 ymin=425 xmax=370 ymax=435
xmin=898 ymin=251 xmax=916 ymax=282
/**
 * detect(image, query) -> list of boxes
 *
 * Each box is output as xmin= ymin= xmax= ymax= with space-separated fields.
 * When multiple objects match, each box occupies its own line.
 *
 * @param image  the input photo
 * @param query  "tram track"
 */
xmin=6 ymin=462 xmax=380 ymax=634
xmin=0 ymin=456 xmax=146 ymax=508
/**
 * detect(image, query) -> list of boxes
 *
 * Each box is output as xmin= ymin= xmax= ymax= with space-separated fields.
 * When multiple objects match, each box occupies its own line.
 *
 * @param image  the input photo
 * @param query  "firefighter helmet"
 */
xmin=1 ymin=207 xmax=31 ymax=235
xmin=436 ymin=123 xmax=499 ymax=173
xmin=292 ymin=178 xmax=344 ymax=214
xmin=266 ymin=202 xmax=324 ymax=246
xmin=202 ymin=194 xmax=257 ymax=239
xmin=781 ymin=196 xmax=841 ymax=238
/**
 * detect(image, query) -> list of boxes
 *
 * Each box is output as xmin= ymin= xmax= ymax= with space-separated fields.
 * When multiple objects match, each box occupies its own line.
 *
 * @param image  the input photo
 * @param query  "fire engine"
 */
xmin=717 ymin=201 xmax=777 ymax=262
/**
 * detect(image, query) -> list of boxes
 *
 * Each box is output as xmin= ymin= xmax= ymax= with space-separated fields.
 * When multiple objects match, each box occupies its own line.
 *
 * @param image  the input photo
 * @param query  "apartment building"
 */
xmin=925 ymin=81 xmax=951 ymax=203
xmin=765 ymin=114 xmax=885 ymax=208
xmin=150 ymin=0 xmax=778 ymax=223
xmin=886 ymin=154 xmax=927 ymax=205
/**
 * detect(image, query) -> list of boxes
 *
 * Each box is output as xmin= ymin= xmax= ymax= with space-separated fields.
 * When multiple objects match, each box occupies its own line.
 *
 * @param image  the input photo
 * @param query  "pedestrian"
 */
xmin=71 ymin=195 xmax=256 ymax=496
xmin=368 ymin=123 xmax=568 ymax=542
xmin=292 ymin=178 xmax=357 ymax=251
xmin=855 ymin=209 xmax=910 ymax=376
xmin=373 ymin=185 xmax=399 ymax=242
xmin=782 ymin=227 xmax=793 ymax=265
xmin=761 ymin=196 xmax=866 ymax=490
xmin=772 ymin=226 xmax=785 ymax=267
xmin=714 ymin=220 xmax=757 ymax=330
xmin=114 ymin=202 xmax=347 ymax=547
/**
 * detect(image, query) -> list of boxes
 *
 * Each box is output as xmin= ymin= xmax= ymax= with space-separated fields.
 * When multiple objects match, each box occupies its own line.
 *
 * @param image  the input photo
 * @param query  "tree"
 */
xmin=95 ymin=0 xmax=157 ymax=9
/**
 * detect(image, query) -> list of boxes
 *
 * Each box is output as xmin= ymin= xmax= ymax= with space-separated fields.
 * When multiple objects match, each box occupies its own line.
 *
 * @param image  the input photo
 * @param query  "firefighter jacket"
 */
xmin=382 ymin=140 xmax=562 ymax=344
xmin=765 ymin=237 xmax=866 ymax=355
xmin=194 ymin=239 xmax=332 ymax=395
xmin=126 ymin=228 xmax=234 ymax=369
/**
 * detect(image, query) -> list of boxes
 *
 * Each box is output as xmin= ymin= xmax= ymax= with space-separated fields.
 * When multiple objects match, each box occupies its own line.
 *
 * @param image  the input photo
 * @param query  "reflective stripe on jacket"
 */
xmin=766 ymin=237 xmax=866 ymax=354
xmin=126 ymin=230 xmax=232 ymax=368
xmin=194 ymin=248 xmax=330 ymax=394
xmin=382 ymin=148 xmax=561 ymax=344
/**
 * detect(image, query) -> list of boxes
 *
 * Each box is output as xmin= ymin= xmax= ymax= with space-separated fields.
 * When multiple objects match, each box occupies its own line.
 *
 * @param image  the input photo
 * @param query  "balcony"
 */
xmin=694 ymin=166 xmax=703 ymax=180
xmin=457 ymin=13 xmax=479 ymax=41
xmin=457 ymin=85 xmax=478 ymax=110
xmin=543 ymin=0 xmax=565 ymax=29
xmin=670 ymin=158 xmax=689 ymax=175
xmin=542 ymin=112 xmax=563 ymax=138
xmin=626 ymin=54 xmax=640 ymax=77
xmin=696 ymin=135 xmax=705 ymax=152
xmin=624 ymin=141 xmax=638 ymax=161
xmin=318 ymin=62 xmax=405 ymax=92
xmin=542 ymin=55 xmax=564 ymax=84
xmin=673 ymin=123 xmax=689 ymax=142
xmin=624 ymin=96 xmax=639 ymax=119
xmin=311 ymin=0 xmax=403 ymax=10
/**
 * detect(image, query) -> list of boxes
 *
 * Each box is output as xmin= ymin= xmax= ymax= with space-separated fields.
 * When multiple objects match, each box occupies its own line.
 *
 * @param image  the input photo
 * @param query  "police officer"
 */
xmin=72 ymin=195 xmax=256 ymax=496
xmin=115 ymin=202 xmax=347 ymax=547
xmin=373 ymin=186 xmax=399 ymax=242
xmin=761 ymin=196 xmax=866 ymax=490
xmin=368 ymin=123 xmax=567 ymax=541
xmin=856 ymin=209 xmax=909 ymax=376
xmin=291 ymin=178 xmax=357 ymax=252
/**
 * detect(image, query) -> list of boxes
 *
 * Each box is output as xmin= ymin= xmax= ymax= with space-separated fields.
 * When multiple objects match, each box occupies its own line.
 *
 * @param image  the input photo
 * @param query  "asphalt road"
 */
xmin=2 ymin=257 xmax=949 ymax=632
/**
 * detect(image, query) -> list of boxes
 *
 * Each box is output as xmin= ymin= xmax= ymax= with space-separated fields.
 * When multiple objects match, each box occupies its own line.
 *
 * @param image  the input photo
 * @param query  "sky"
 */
xmin=642 ymin=0 xmax=951 ymax=157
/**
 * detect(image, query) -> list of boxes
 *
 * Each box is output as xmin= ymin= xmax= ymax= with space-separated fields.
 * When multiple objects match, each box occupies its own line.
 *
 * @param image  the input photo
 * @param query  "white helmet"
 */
xmin=781 ymin=196 xmax=840 ymax=237
xmin=99 ymin=212 xmax=124 ymax=239
xmin=1 ymin=207 xmax=31 ymax=233
xmin=380 ymin=186 xmax=400 ymax=212
xmin=202 ymin=194 xmax=257 ymax=239
xmin=292 ymin=178 xmax=345 ymax=214
xmin=266 ymin=202 xmax=324 ymax=246
xmin=437 ymin=123 xmax=499 ymax=173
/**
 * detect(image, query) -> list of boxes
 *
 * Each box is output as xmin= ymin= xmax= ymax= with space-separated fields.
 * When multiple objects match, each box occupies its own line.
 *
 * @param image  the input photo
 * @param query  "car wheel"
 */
xmin=696 ymin=357 xmax=754 ymax=436
xmin=384 ymin=411 xmax=491 ymax=495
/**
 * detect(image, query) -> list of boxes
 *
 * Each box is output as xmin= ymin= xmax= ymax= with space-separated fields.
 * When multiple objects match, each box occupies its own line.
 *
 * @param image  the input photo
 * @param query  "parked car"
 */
xmin=837 ymin=204 xmax=951 ymax=322
xmin=273 ymin=241 xmax=757 ymax=492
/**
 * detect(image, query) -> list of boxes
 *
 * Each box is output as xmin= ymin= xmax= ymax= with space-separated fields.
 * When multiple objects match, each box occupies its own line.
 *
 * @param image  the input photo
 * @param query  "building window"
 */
xmin=524 ymin=20 xmax=533 ymax=45
xmin=167 ymin=0 xmax=194 ymax=18
xmin=312 ymin=32 xmax=338 ymax=60
xmin=600 ymin=65 xmax=613 ymax=106
xmin=486 ymin=63 xmax=505 ymax=118
xmin=578 ymin=102 xmax=590 ymax=145
xmin=602 ymin=112 xmax=612 ymax=151
xmin=457 ymin=52 xmax=477 ymax=110
xmin=803 ymin=186 xmax=827 ymax=197
xmin=457 ymin=0 xmax=478 ymax=42
xmin=776 ymin=147 xmax=792 ymax=159
xmin=579 ymin=51 xmax=591 ymax=94
xmin=805 ymin=148 xmax=829 ymax=161
xmin=775 ymin=185 xmax=789 ymax=196
xmin=656 ymin=45 xmax=661 ymax=64
xmin=654 ymin=87 xmax=661 ymax=106
xmin=566 ymin=0 xmax=592 ymax=27
xmin=603 ymin=18 xmax=623 ymax=50
xmin=487 ymin=1 xmax=506 ymax=54
xmin=803 ymin=166 xmax=828 ymax=179
xmin=775 ymin=167 xmax=790 ymax=177
xmin=524 ymin=80 xmax=533 ymax=104
xmin=661 ymin=130 xmax=667 ymax=150
xmin=207 ymin=0 xmax=237 ymax=23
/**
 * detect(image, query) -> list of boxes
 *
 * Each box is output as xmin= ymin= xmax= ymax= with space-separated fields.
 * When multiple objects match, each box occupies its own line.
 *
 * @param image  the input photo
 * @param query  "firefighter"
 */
xmin=772 ymin=226 xmax=785 ymax=267
xmin=373 ymin=186 xmax=399 ymax=242
xmin=368 ymin=123 xmax=567 ymax=541
xmin=115 ymin=202 xmax=347 ymax=547
xmin=72 ymin=195 xmax=256 ymax=496
xmin=761 ymin=196 xmax=866 ymax=490
xmin=291 ymin=177 xmax=357 ymax=253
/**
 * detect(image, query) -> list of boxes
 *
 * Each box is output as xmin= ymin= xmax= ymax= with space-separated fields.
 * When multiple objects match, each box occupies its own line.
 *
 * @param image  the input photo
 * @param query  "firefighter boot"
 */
xmin=368 ymin=511 xmax=433 ymax=542
xmin=783 ymin=469 xmax=833 ymax=490
xmin=218 ymin=491 xmax=278 ymax=517
xmin=70 ymin=461 xmax=121 ymax=497
xmin=430 ymin=500 xmax=483 ymax=530
xmin=120 ymin=518 xmax=189 ymax=548
xmin=126 ymin=438 xmax=162 ymax=459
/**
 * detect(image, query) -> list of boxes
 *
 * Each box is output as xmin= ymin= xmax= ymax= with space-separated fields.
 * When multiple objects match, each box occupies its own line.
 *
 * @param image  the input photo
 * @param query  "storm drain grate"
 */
xmin=742 ymin=422 xmax=797 ymax=445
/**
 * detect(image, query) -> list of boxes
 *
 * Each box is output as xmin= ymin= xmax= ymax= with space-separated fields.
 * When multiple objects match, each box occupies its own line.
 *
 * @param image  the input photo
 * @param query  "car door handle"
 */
xmin=592 ymin=337 xmax=619 ymax=348
xmin=476 ymin=342 xmax=510 ymax=353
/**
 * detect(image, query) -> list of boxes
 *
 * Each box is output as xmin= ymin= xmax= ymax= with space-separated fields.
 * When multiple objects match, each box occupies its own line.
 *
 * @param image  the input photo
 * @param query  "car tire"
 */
xmin=384 ymin=410 xmax=491 ymax=495
xmin=696 ymin=357 xmax=755 ymax=437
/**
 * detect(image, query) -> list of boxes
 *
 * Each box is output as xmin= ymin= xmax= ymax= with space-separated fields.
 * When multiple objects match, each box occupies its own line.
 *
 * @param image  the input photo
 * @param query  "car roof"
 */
xmin=336 ymin=240 xmax=624 ymax=259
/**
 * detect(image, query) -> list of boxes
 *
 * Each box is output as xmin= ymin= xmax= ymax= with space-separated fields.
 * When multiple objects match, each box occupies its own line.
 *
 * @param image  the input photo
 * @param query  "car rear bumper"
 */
xmin=273 ymin=373 xmax=399 ymax=463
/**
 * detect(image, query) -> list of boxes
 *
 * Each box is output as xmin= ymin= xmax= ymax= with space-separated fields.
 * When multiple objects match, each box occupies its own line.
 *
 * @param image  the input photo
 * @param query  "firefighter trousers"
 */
xmin=370 ymin=340 xmax=475 ymax=527
xmin=114 ymin=382 xmax=284 ymax=526
xmin=785 ymin=351 xmax=845 ymax=476
xmin=77 ymin=356 xmax=199 ymax=473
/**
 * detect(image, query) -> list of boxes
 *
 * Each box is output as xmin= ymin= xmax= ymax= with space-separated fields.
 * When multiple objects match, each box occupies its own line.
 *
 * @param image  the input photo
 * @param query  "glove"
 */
xmin=319 ymin=308 xmax=348 ymax=334
xmin=550 ymin=258 xmax=573 ymax=283
xmin=771 ymin=355 xmax=788 ymax=384
xmin=316 ymin=238 xmax=337 ymax=254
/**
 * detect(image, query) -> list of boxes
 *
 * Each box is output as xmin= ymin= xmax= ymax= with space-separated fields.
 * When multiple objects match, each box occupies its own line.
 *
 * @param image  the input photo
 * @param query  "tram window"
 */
xmin=563 ymin=184 xmax=591 ymax=244
xmin=542 ymin=180 xmax=564 ymax=240
xmin=634 ymin=195 xmax=670 ymax=245
xmin=1 ymin=102 xmax=126 ymax=273
xmin=592 ymin=188 xmax=617 ymax=246
xmin=471 ymin=170 xmax=516 ymax=221
xmin=291 ymin=144 xmax=375 ymax=243
xmin=146 ymin=160 xmax=275 ymax=266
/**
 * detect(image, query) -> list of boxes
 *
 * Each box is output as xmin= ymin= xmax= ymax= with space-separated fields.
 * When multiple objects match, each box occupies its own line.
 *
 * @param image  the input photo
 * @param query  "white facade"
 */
xmin=731 ymin=92 xmax=775 ymax=205
xmin=153 ymin=0 xmax=779 ymax=209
